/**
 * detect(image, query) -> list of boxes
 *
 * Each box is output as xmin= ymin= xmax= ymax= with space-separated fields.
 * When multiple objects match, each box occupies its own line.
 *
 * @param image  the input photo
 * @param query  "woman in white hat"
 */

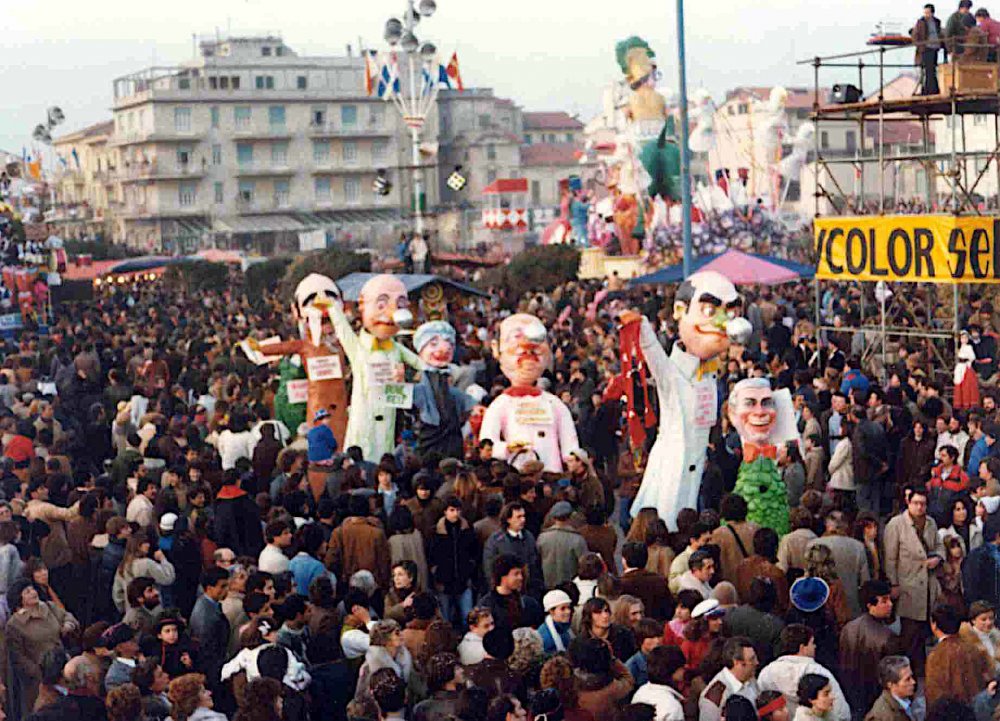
xmin=538 ymin=589 xmax=575 ymax=653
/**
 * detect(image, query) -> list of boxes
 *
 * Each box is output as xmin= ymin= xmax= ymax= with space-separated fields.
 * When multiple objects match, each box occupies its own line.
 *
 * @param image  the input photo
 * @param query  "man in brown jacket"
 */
xmin=925 ymin=602 xmax=991 ymax=710
xmin=25 ymin=479 xmax=79 ymax=603
xmin=619 ymin=541 xmax=674 ymax=621
xmin=326 ymin=494 xmax=391 ymax=589
xmin=709 ymin=494 xmax=759 ymax=584
xmin=864 ymin=656 xmax=916 ymax=721
xmin=839 ymin=581 xmax=902 ymax=716
xmin=735 ymin=528 xmax=788 ymax=615
xmin=912 ymin=5 xmax=944 ymax=94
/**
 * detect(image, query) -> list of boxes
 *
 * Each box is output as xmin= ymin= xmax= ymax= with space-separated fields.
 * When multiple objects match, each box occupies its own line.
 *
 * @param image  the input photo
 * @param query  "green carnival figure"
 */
xmin=727 ymin=378 xmax=792 ymax=535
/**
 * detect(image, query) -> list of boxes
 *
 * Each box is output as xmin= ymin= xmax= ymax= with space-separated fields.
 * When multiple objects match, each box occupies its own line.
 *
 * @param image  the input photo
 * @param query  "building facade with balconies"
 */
xmin=56 ymin=35 xmax=429 ymax=254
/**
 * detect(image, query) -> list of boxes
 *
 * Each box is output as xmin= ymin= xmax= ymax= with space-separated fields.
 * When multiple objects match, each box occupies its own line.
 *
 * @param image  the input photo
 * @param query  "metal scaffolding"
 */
xmin=799 ymin=43 xmax=1000 ymax=381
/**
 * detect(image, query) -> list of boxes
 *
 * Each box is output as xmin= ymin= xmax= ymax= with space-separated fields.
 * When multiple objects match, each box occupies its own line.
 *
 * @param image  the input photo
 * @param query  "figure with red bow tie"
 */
xmin=479 ymin=313 xmax=580 ymax=473
xmin=728 ymin=378 xmax=795 ymax=535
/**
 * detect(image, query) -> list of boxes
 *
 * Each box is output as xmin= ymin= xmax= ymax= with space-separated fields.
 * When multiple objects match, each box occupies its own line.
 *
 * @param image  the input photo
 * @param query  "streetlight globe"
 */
xmin=420 ymin=42 xmax=437 ymax=59
xmin=401 ymin=31 xmax=420 ymax=53
xmin=418 ymin=0 xmax=437 ymax=17
xmin=384 ymin=18 xmax=403 ymax=44
xmin=404 ymin=5 xmax=421 ymax=26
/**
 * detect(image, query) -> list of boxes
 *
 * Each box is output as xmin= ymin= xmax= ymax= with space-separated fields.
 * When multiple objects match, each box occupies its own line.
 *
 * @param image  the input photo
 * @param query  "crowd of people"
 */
xmin=0 ymin=253 xmax=999 ymax=721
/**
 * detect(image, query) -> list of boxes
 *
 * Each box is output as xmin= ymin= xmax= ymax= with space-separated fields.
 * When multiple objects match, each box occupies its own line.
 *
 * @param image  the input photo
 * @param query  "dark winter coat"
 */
xmin=211 ymin=485 xmax=263 ymax=558
xmin=429 ymin=517 xmax=478 ymax=595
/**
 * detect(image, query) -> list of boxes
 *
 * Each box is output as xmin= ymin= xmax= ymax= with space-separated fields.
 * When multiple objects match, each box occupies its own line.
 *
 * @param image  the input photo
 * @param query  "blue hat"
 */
xmin=413 ymin=320 xmax=456 ymax=354
xmin=790 ymin=576 xmax=830 ymax=613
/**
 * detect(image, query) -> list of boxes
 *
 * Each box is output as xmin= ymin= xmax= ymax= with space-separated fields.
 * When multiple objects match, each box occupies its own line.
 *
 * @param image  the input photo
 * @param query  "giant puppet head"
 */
xmin=414 ymin=320 xmax=456 ymax=369
xmin=727 ymin=378 xmax=778 ymax=445
xmin=493 ymin=313 xmax=551 ymax=389
xmin=615 ymin=36 xmax=668 ymax=124
xmin=674 ymin=271 xmax=752 ymax=361
xmin=293 ymin=273 xmax=342 ymax=346
xmin=359 ymin=274 xmax=413 ymax=341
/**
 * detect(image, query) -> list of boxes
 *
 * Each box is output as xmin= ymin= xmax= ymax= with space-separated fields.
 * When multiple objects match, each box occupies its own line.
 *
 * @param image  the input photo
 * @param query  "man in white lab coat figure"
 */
xmin=479 ymin=313 xmax=580 ymax=473
xmin=328 ymin=274 xmax=423 ymax=464
xmin=620 ymin=271 xmax=751 ymax=530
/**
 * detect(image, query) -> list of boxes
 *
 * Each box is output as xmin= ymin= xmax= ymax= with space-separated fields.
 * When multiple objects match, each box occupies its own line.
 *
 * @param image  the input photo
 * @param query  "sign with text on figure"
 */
xmin=815 ymin=215 xmax=1000 ymax=283
xmin=286 ymin=379 xmax=309 ymax=404
xmin=378 ymin=382 xmax=414 ymax=409
xmin=307 ymin=355 xmax=343 ymax=381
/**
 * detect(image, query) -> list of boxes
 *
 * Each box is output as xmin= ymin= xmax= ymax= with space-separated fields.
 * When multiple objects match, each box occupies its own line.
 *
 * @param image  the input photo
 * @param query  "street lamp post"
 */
xmin=382 ymin=0 xmax=440 ymax=236
xmin=676 ymin=0 xmax=693 ymax=279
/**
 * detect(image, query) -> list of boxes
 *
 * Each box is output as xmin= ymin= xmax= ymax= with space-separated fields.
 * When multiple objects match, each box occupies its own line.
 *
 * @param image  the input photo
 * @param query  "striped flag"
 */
xmin=446 ymin=52 xmax=464 ymax=92
xmin=364 ymin=50 xmax=379 ymax=96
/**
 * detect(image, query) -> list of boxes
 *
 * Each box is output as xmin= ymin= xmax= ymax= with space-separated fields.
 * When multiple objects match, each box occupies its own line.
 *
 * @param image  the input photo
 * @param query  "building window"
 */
xmin=238 ymin=180 xmax=255 ymax=202
xmin=738 ymin=103 xmax=749 ymax=114
xmin=565 ymin=133 xmax=573 ymax=142
xmin=343 ymin=141 xmax=358 ymax=164
xmin=211 ymin=144 xmax=222 ymax=166
xmin=174 ymin=107 xmax=192 ymax=132
xmin=341 ymin=105 xmax=358 ymax=128
xmin=312 ymin=107 xmax=326 ymax=127
xmin=479 ymin=114 xmax=490 ymax=129
xmin=255 ymin=75 xmax=275 ymax=90
xmin=487 ymin=169 xmax=497 ymax=184
xmin=178 ymin=182 xmax=196 ymax=207
xmin=313 ymin=140 xmax=330 ymax=163
xmin=178 ymin=77 xmax=191 ymax=90
xmin=276 ymin=46 xmax=285 ymax=56
xmin=271 ymin=141 xmax=289 ymax=165
xmin=231 ymin=76 xmax=241 ymax=89
xmin=846 ymin=131 xmax=857 ymax=154
xmin=531 ymin=180 xmax=541 ymax=204
xmin=820 ymin=131 xmax=829 ymax=150
xmin=234 ymin=107 xmax=251 ymax=129
xmin=274 ymin=179 xmax=290 ymax=207
xmin=372 ymin=141 xmax=388 ymax=164
xmin=237 ymin=142 xmax=254 ymax=167
xmin=262 ymin=46 xmax=272 ymax=56
xmin=268 ymin=106 xmax=286 ymax=130
xmin=487 ymin=144 xmax=496 ymax=161
xmin=524 ymin=134 xmax=532 ymax=145
xmin=219 ymin=76 xmax=229 ymax=90
xmin=210 ymin=106 xmax=220 ymax=128
xmin=209 ymin=77 xmax=218 ymax=90
xmin=369 ymin=106 xmax=385 ymax=128
xmin=315 ymin=177 xmax=331 ymax=201
xmin=176 ymin=145 xmax=192 ymax=167
xmin=297 ymin=76 xmax=308 ymax=90
xmin=344 ymin=178 xmax=360 ymax=204
xmin=214 ymin=182 xmax=224 ymax=204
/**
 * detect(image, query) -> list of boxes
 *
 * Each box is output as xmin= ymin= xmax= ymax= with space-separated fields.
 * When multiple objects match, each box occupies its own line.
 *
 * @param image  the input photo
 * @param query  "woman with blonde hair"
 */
xmin=166 ymin=673 xmax=226 ymax=721
xmin=510 ymin=627 xmax=546 ymax=687
xmin=453 ymin=470 xmax=483 ymax=522
xmin=803 ymin=545 xmax=850 ymax=628
xmin=626 ymin=508 xmax=659 ymax=544
xmin=611 ymin=595 xmax=644 ymax=630
xmin=539 ymin=655 xmax=592 ymax=721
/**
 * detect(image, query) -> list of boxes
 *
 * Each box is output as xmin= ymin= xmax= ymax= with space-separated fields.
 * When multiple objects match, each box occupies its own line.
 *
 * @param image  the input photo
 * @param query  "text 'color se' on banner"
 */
xmin=815 ymin=215 xmax=1000 ymax=283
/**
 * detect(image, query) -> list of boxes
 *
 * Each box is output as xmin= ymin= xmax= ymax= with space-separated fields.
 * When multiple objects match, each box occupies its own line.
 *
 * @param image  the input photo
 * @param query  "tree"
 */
xmin=244 ymin=258 xmax=292 ymax=299
xmin=279 ymin=247 xmax=371 ymax=298
xmin=483 ymin=245 xmax=580 ymax=301
xmin=162 ymin=261 xmax=230 ymax=293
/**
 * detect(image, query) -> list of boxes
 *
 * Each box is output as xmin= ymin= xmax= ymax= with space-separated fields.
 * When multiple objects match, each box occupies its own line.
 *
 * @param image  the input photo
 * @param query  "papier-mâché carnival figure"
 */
xmin=328 ymin=273 xmax=423 ymax=464
xmin=411 ymin=320 xmax=477 ymax=459
xmin=728 ymin=378 xmax=797 ymax=535
xmin=479 ymin=314 xmax=580 ymax=473
xmin=245 ymin=273 xmax=349 ymax=446
xmin=619 ymin=271 xmax=752 ymax=530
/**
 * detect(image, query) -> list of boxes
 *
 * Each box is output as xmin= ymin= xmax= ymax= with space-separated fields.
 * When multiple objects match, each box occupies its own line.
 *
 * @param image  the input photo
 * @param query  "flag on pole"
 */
xmin=446 ymin=52 xmax=464 ymax=92
xmin=71 ymin=148 xmax=80 ymax=170
xmin=364 ymin=50 xmax=379 ymax=96
xmin=377 ymin=52 xmax=401 ymax=100
xmin=437 ymin=64 xmax=452 ymax=90
xmin=421 ymin=66 xmax=434 ymax=96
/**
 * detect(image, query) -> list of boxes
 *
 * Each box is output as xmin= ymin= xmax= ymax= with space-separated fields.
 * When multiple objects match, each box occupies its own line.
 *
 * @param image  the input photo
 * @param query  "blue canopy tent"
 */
xmin=628 ymin=250 xmax=815 ymax=286
xmin=335 ymin=273 xmax=491 ymax=301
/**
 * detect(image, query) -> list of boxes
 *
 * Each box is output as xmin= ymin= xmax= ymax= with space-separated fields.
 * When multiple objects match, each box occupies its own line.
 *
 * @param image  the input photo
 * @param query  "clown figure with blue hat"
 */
xmin=411 ymin=320 xmax=478 ymax=459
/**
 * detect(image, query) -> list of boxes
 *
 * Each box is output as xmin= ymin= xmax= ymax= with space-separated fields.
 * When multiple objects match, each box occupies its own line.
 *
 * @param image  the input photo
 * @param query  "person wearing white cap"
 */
xmin=537 ymin=589 xmax=574 ymax=653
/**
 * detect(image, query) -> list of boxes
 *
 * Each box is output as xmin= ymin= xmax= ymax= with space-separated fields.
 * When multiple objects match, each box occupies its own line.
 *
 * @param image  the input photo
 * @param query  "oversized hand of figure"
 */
xmin=618 ymin=309 xmax=643 ymax=326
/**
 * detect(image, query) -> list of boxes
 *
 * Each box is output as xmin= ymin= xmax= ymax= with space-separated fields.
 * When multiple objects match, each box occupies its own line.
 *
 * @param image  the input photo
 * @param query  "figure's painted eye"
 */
xmin=700 ymin=304 xmax=714 ymax=318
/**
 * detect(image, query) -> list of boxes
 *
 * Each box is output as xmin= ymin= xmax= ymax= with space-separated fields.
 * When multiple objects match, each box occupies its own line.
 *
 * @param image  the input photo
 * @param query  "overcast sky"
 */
xmin=3 ymin=0 xmax=914 ymax=154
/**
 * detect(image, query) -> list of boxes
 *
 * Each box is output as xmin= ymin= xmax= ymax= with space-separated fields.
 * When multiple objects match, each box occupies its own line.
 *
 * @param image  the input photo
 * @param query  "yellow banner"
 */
xmin=815 ymin=215 xmax=1000 ymax=283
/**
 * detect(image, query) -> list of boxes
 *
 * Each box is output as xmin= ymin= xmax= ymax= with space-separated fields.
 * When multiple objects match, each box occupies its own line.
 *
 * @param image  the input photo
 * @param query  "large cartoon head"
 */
xmin=615 ymin=36 xmax=656 ymax=88
xmin=293 ymin=273 xmax=342 ymax=346
xmin=359 ymin=274 xmax=412 ymax=341
xmin=728 ymin=378 xmax=778 ymax=445
xmin=674 ymin=271 xmax=751 ymax=361
xmin=493 ymin=313 xmax=551 ymax=388
xmin=414 ymin=321 xmax=456 ymax=369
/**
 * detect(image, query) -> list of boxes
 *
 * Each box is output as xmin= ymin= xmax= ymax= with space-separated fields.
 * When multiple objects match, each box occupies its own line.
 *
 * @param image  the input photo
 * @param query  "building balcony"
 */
xmin=232 ymin=126 xmax=293 ymax=140
xmin=310 ymin=163 xmax=374 ymax=175
xmin=235 ymin=162 xmax=296 ymax=177
xmin=308 ymin=122 xmax=392 ymax=138
xmin=120 ymin=205 xmax=207 ymax=220
xmin=109 ymin=131 xmax=205 ymax=147
xmin=118 ymin=161 xmax=206 ymax=183
xmin=235 ymin=196 xmax=296 ymax=213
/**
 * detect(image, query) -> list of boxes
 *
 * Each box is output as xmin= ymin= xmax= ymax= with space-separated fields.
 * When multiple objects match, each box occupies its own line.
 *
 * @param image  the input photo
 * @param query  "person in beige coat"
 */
xmin=883 ymin=487 xmax=943 ymax=676
xmin=24 ymin=481 xmax=79 ymax=600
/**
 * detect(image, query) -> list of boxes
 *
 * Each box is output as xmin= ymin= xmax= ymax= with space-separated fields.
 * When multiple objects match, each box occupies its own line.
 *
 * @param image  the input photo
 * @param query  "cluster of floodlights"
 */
xmin=384 ymin=0 xmax=438 ymax=57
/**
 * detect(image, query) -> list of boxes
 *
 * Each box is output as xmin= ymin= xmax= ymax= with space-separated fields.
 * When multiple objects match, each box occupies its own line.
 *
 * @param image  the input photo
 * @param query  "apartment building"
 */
xmin=56 ymin=35 xmax=427 ymax=254
xmin=50 ymin=120 xmax=115 ymax=238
